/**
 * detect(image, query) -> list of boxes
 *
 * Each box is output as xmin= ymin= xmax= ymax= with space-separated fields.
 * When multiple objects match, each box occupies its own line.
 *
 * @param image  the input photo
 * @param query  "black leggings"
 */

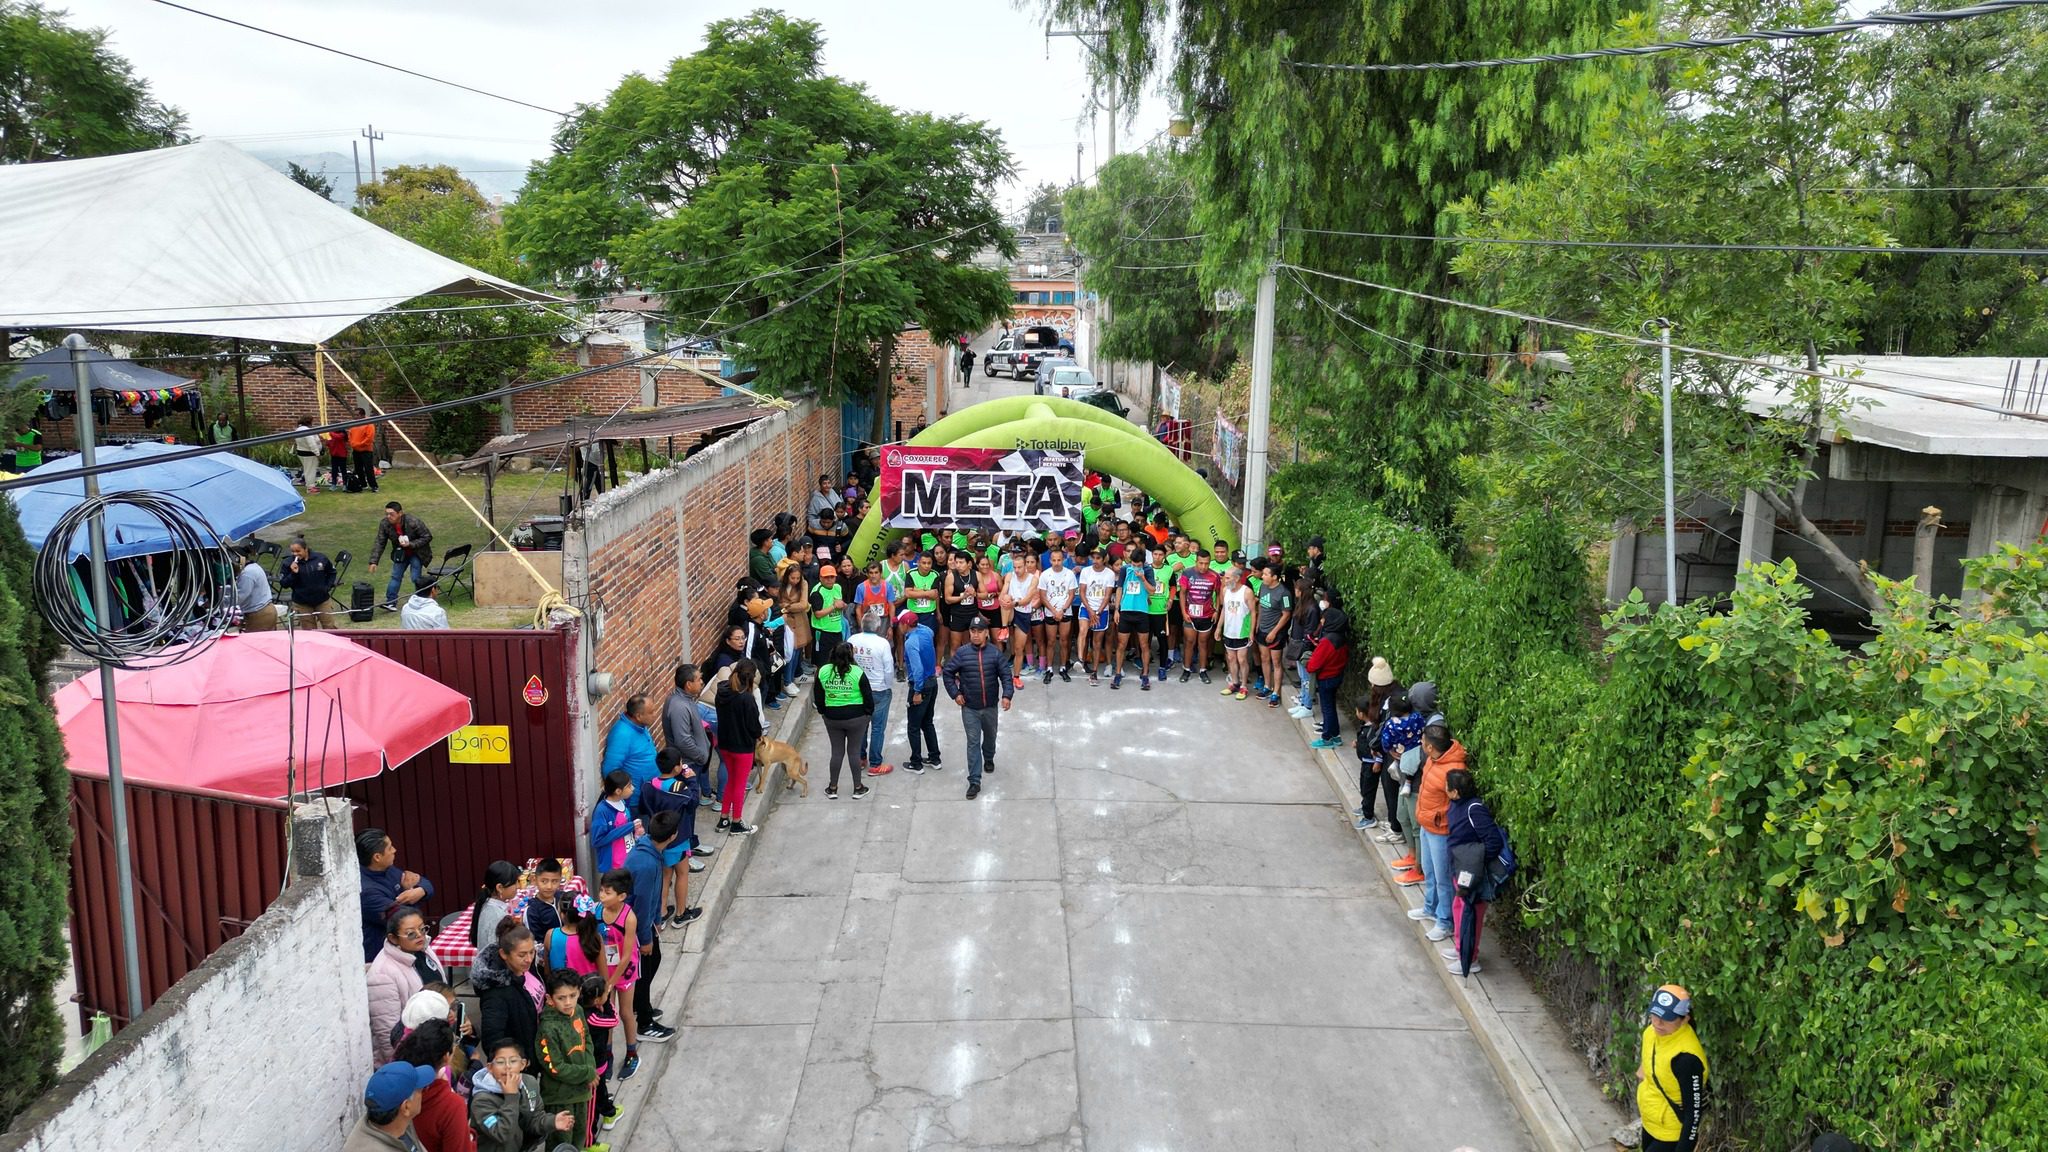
xmin=1361 ymin=762 xmax=1400 ymax=830
xmin=824 ymin=713 xmax=868 ymax=789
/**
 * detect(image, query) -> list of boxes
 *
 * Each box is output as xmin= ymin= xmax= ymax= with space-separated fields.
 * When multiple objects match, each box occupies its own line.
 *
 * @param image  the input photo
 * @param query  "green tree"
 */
xmin=1021 ymin=180 xmax=1066 ymax=232
xmin=284 ymin=160 xmax=335 ymax=203
xmin=1042 ymin=0 xmax=1638 ymax=531
xmin=1065 ymin=147 xmax=1230 ymax=372
xmin=352 ymin=165 xmax=562 ymax=454
xmin=1449 ymin=0 xmax=1887 ymax=608
xmin=1853 ymin=1 xmax=2048 ymax=356
xmin=0 ymin=1 xmax=185 ymax=163
xmin=507 ymin=10 xmax=1016 ymax=446
xmin=0 ymin=497 xmax=70 ymax=1127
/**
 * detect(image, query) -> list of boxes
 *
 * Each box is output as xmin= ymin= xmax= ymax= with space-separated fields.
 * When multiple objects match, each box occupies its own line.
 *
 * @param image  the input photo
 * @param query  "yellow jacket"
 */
xmin=1637 ymin=1021 xmax=1708 ymax=1147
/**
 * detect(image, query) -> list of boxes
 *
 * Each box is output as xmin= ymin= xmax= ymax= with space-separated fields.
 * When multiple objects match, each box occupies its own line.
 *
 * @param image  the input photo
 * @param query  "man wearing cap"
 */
xmin=940 ymin=615 xmax=1012 ymax=799
xmin=810 ymin=563 xmax=848 ymax=665
xmin=343 ymin=1061 xmax=436 ymax=1152
xmin=897 ymin=609 xmax=941 ymax=773
xmin=1638 ymin=984 xmax=1708 ymax=1151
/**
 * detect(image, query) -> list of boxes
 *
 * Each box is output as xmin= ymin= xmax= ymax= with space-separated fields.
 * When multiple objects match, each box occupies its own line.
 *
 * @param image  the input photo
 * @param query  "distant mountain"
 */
xmin=239 ymin=146 xmax=535 ymax=205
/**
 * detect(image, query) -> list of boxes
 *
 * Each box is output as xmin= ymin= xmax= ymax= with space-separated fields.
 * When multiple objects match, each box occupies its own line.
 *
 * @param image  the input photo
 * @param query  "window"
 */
xmin=1052 ymin=291 xmax=1075 ymax=305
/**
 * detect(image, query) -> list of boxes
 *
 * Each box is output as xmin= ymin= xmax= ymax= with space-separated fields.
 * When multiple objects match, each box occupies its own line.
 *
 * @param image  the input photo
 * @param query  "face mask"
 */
xmin=1318 ymin=600 xmax=1329 ymax=610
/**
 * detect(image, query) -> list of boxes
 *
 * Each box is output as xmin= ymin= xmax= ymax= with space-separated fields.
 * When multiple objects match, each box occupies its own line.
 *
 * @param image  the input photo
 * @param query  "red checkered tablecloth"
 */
xmin=431 ymin=874 xmax=586 ymax=968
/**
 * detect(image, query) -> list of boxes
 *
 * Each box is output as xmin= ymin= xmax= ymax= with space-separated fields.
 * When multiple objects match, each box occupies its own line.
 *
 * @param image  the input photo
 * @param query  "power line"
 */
xmin=1281 ymin=261 xmax=2048 ymax=424
xmin=1288 ymin=274 xmax=1879 ymax=616
xmin=149 ymin=1 xmax=568 ymax=115
xmin=1284 ymin=226 xmax=2048 ymax=259
xmin=1290 ymin=0 xmax=2048 ymax=73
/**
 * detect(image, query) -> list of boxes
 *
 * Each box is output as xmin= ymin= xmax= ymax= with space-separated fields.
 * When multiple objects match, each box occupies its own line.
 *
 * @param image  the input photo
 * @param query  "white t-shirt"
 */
xmin=1220 ymin=585 xmax=1253 ymax=641
xmin=1039 ymin=567 xmax=1077 ymax=616
xmin=1005 ymin=571 xmax=1037 ymax=611
xmin=849 ymin=631 xmax=894 ymax=690
xmin=1078 ymin=566 xmax=1118 ymax=613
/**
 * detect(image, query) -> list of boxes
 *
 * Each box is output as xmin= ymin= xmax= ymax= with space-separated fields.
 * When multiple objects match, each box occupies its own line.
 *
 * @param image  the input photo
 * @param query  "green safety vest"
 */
xmin=814 ymin=583 xmax=845 ymax=632
xmin=13 ymin=431 xmax=42 ymax=469
xmin=1148 ymin=565 xmax=1173 ymax=613
xmin=818 ymin=663 xmax=866 ymax=708
xmin=908 ymin=568 xmax=940 ymax=612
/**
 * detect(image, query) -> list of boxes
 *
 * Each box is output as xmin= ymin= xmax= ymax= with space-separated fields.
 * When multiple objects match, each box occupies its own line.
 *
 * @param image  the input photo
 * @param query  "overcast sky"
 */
xmin=56 ymin=0 xmax=1172 ymax=212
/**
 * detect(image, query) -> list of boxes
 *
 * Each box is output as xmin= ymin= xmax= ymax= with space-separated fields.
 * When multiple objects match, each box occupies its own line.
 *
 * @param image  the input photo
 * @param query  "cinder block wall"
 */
xmin=1 ymin=799 xmax=370 ymax=1152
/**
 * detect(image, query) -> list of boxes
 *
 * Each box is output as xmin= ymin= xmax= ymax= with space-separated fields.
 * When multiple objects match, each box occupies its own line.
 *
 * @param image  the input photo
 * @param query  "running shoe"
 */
xmin=1221 ymin=682 xmax=1235 ymax=696
xmin=1355 ymin=816 xmax=1379 ymax=830
xmin=1110 ymin=672 xmax=1122 ymax=690
xmin=929 ymin=760 xmax=943 ymax=772
xmin=851 ymin=784 xmax=870 ymax=799
xmin=903 ymin=760 xmax=927 ymax=774
xmin=826 ymin=786 xmax=838 ymax=799
xmin=1425 ymin=925 xmax=1451 ymax=942
xmin=675 ymin=907 xmax=703 ymax=926
xmin=765 ymin=696 xmax=783 ymax=709
xmin=1252 ymin=680 xmax=1266 ymax=695
xmin=1310 ymin=737 xmax=1342 ymax=749
xmin=619 ymin=1054 xmax=641 ymax=1080
xmin=1268 ymin=695 xmax=1280 ymax=708
xmin=688 ymin=858 xmax=707 ymax=873
xmin=1439 ymin=947 xmax=1462 ymax=961
xmin=1288 ymin=706 xmax=1312 ymax=718
xmin=1140 ymin=679 xmax=1151 ymax=691
xmin=640 ymin=1023 xmax=677 ymax=1042
xmin=1407 ymin=908 xmax=1435 ymax=921
xmin=1395 ymin=869 xmax=1424 ymax=886
xmin=1447 ymin=960 xmax=1482 ymax=975
xmin=1235 ymin=688 xmax=1249 ymax=701
xmin=693 ymin=844 xmax=715 ymax=856
xmin=1179 ymin=668 xmax=1192 ymax=683
xmin=966 ymin=782 xmax=981 ymax=799
xmin=1043 ymin=668 xmax=1054 ymax=685
xmin=1198 ymin=670 xmax=1212 ymax=684
xmin=1391 ymin=856 xmax=1417 ymax=869
xmin=1058 ymin=667 xmax=1071 ymax=683
xmin=1013 ymin=675 xmax=1023 ymax=689
xmin=1088 ymin=670 xmax=1099 ymax=685
xmin=728 ymin=822 xmax=756 ymax=835
xmin=601 ymin=1105 xmax=624 ymax=1131
xmin=868 ymin=763 xmax=894 ymax=776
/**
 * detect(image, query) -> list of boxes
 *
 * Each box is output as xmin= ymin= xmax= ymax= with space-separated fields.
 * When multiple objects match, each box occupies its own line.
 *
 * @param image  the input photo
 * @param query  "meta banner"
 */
xmin=879 ymin=446 xmax=1084 ymax=534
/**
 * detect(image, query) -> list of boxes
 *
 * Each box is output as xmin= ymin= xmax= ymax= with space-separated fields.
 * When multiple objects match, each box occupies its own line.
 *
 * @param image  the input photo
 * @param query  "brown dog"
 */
xmin=752 ymin=736 xmax=810 ymax=798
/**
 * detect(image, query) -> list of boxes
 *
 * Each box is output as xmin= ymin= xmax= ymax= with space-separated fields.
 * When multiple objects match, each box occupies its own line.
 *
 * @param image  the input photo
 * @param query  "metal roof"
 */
xmin=461 ymin=396 xmax=773 ymax=464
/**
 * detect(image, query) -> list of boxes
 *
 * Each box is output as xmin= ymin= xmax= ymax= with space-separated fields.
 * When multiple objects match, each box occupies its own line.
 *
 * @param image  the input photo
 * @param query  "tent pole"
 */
xmin=314 ymin=343 xmax=328 ymax=426
xmin=483 ymin=456 xmax=497 ymax=550
xmin=66 ymin=334 xmax=145 ymax=1025
xmin=232 ymin=339 xmax=247 ymax=434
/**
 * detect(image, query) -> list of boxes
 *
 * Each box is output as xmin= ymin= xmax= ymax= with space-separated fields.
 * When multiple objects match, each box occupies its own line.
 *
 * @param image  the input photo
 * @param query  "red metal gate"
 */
xmin=67 ymin=776 xmax=288 ymax=1027
xmin=341 ymin=628 xmax=576 ymax=921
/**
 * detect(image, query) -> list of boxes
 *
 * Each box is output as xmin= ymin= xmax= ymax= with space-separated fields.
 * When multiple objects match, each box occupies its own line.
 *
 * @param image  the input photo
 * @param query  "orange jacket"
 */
xmin=347 ymin=422 xmax=376 ymax=452
xmin=1415 ymin=739 xmax=1467 ymax=835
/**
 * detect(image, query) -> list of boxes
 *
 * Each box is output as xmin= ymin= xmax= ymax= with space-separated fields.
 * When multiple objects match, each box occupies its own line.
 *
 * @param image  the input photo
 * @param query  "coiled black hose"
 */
xmin=30 ymin=492 xmax=234 ymax=668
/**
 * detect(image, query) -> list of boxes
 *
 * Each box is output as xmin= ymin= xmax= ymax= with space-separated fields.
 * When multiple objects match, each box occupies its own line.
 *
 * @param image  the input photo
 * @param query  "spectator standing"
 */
xmin=1638 ymin=986 xmax=1709 ymax=1152
xmin=342 ymin=1062 xmax=437 ymax=1152
xmin=849 ymin=610 xmax=896 ymax=775
xmin=1411 ymin=724 xmax=1466 ymax=943
xmin=357 ymin=828 xmax=432 ymax=963
xmin=1443 ymin=767 xmax=1503 ymax=976
xmin=749 ymin=527 xmax=778 ymax=587
xmin=470 ymin=1037 xmax=573 ymax=1152
xmin=350 ymin=407 xmax=380 ymax=492
xmin=368 ymin=501 xmax=434 ymax=611
xmin=662 ymin=662 xmax=716 ymax=858
xmin=941 ymin=616 xmax=1013 ymax=800
xmin=325 ymin=426 xmax=350 ymax=490
xmin=625 ymin=811 xmax=683 ymax=1051
xmin=292 ymin=416 xmax=322 ymax=492
xmin=600 ymin=694 xmax=660 ymax=812
xmin=1286 ymin=574 xmax=1321 ymax=718
xmin=470 ymin=860 xmax=520 ymax=957
xmin=367 ymin=906 xmax=428 ymax=1064
xmin=475 ymin=924 xmax=543 ymax=1064
xmin=400 ymin=580 xmax=450 ymax=629
xmin=11 ymin=421 xmax=43 ymax=471
xmin=806 ymin=473 xmax=842 ymax=533
xmin=642 ymin=749 xmax=704 ymax=927
xmin=897 ymin=610 xmax=941 ymax=773
xmin=814 ymin=641 xmax=876 ymax=799
xmin=208 ymin=412 xmax=236 ymax=448
xmin=714 ymin=660 xmax=765 ymax=834
xmin=391 ymin=1021 xmax=470 ymax=1152
xmin=777 ymin=565 xmax=812 ymax=694
xmin=279 ymin=536 xmax=340 ymax=629
xmin=234 ymin=544 xmax=278 ymax=632
xmin=535 ymin=971 xmax=596 ymax=1148
xmin=1306 ymin=592 xmax=1351 ymax=748
xmin=809 ymin=564 xmax=848 ymax=665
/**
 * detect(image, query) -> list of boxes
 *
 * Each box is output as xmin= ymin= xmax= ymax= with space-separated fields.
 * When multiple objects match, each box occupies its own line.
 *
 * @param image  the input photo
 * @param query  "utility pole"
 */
xmin=1244 ymin=240 xmax=1278 ymax=555
xmin=361 ymin=124 xmax=384 ymax=184
xmin=1655 ymin=318 xmax=1676 ymax=601
xmin=351 ymin=140 xmax=363 ymax=201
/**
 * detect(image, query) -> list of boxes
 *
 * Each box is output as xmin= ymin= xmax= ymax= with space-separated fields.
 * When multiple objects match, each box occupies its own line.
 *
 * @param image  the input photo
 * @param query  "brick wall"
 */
xmin=509 ymin=343 xmax=731 ymax=431
xmin=563 ymin=398 xmax=839 ymax=741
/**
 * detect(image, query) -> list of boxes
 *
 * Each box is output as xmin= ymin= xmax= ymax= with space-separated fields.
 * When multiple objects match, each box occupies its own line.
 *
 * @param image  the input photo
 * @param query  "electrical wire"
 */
xmin=1287 ymin=275 xmax=1880 ymax=616
xmin=30 ymin=492 xmax=237 ymax=667
xmin=1283 ymin=226 xmax=2048 ymax=259
xmin=1290 ymin=0 xmax=2048 ymax=73
xmin=1281 ymin=261 xmax=2048 ymax=424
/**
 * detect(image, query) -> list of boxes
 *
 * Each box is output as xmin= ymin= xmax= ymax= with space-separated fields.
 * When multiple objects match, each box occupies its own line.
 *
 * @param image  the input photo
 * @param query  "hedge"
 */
xmin=1271 ymin=475 xmax=2048 ymax=1149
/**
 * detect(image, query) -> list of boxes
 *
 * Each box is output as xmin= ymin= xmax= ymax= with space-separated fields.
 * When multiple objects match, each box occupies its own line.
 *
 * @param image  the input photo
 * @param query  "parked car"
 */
xmin=1072 ymin=388 xmax=1129 ymax=420
xmin=1031 ymin=357 xmax=1079 ymax=393
xmin=984 ymin=325 xmax=1064 ymax=379
xmin=1042 ymin=365 xmax=1099 ymax=400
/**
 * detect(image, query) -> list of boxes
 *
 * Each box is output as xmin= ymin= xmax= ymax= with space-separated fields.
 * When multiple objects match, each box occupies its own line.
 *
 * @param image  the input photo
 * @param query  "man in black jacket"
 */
xmin=940 ymin=616 xmax=1013 ymax=799
xmin=278 ymin=536 xmax=340 ymax=628
xmin=368 ymin=501 xmax=434 ymax=610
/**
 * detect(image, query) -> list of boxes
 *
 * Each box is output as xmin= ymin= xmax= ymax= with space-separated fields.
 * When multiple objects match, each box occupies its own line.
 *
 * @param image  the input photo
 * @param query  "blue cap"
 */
xmin=365 ymin=1061 xmax=437 ymax=1112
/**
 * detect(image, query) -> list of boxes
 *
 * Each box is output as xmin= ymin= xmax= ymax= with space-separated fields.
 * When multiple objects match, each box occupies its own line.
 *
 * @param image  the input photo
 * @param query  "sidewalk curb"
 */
xmin=1290 ymin=715 xmax=1603 ymax=1152
xmin=603 ymin=683 xmax=817 ymax=1150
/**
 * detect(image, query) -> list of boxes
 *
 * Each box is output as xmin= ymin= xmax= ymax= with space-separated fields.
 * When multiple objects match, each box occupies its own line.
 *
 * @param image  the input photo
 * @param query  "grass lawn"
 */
xmin=254 ymin=463 xmax=574 ymax=629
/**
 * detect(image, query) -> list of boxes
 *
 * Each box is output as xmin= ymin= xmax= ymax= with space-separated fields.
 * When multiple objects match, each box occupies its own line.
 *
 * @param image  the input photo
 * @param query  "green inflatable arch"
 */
xmin=846 ymin=396 xmax=1237 ymax=570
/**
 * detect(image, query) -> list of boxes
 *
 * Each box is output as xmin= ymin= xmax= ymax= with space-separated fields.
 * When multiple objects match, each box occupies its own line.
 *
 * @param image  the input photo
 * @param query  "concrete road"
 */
xmin=636 ymin=659 xmax=1535 ymax=1150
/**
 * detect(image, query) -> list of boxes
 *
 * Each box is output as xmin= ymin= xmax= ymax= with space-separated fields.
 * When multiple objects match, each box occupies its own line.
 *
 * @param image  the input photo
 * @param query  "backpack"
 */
xmin=1481 ymin=809 xmax=1518 ymax=894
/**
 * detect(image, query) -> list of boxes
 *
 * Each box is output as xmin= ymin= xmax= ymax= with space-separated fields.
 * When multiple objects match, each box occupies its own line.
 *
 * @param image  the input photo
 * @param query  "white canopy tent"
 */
xmin=0 ymin=140 xmax=557 ymax=345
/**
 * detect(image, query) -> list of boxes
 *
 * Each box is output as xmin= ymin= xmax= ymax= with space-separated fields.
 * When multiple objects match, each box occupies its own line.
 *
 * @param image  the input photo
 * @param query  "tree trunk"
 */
xmin=870 ymin=329 xmax=896 ymax=449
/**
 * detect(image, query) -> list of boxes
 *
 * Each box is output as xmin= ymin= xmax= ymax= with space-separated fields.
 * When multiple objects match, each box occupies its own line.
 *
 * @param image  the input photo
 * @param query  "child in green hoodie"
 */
xmin=536 ymin=969 xmax=599 ymax=1149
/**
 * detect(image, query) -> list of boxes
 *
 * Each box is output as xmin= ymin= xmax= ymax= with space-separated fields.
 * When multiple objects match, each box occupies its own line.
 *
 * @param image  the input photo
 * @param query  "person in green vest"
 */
xmin=1637 ymin=984 xmax=1708 ymax=1152
xmin=903 ymin=548 xmax=943 ymax=663
xmin=1147 ymin=544 xmax=1175 ymax=673
xmin=209 ymin=414 xmax=237 ymax=448
xmin=809 ymin=564 xmax=847 ymax=665
xmin=12 ymin=422 xmax=43 ymax=471
xmin=812 ymin=641 xmax=875 ymax=799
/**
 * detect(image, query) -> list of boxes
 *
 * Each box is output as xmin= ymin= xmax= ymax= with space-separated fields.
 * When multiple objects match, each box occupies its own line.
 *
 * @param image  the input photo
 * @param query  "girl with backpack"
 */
xmin=1444 ymin=767 xmax=1507 ymax=977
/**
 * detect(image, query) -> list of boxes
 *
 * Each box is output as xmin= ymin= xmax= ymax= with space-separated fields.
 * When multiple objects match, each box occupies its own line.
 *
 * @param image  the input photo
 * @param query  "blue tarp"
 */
xmin=11 ymin=441 xmax=303 ymax=560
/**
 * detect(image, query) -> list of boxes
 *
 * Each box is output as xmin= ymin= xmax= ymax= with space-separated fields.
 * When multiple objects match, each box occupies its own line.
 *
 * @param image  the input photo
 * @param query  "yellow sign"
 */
xmin=448 ymin=725 xmax=512 ymax=764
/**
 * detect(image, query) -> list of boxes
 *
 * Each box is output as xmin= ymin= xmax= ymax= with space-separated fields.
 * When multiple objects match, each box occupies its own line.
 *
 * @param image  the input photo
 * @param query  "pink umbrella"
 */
xmin=55 ymin=631 xmax=473 ymax=799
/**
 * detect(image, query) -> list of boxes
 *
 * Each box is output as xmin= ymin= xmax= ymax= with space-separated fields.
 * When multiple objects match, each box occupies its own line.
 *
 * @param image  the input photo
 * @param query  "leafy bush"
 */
xmin=1274 ymin=472 xmax=2048 ymax=1148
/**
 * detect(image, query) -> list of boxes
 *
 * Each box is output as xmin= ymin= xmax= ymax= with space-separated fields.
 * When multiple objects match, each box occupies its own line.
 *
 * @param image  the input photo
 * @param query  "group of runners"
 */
xmin=862 ymin=482 xmax=1303 ymax=702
